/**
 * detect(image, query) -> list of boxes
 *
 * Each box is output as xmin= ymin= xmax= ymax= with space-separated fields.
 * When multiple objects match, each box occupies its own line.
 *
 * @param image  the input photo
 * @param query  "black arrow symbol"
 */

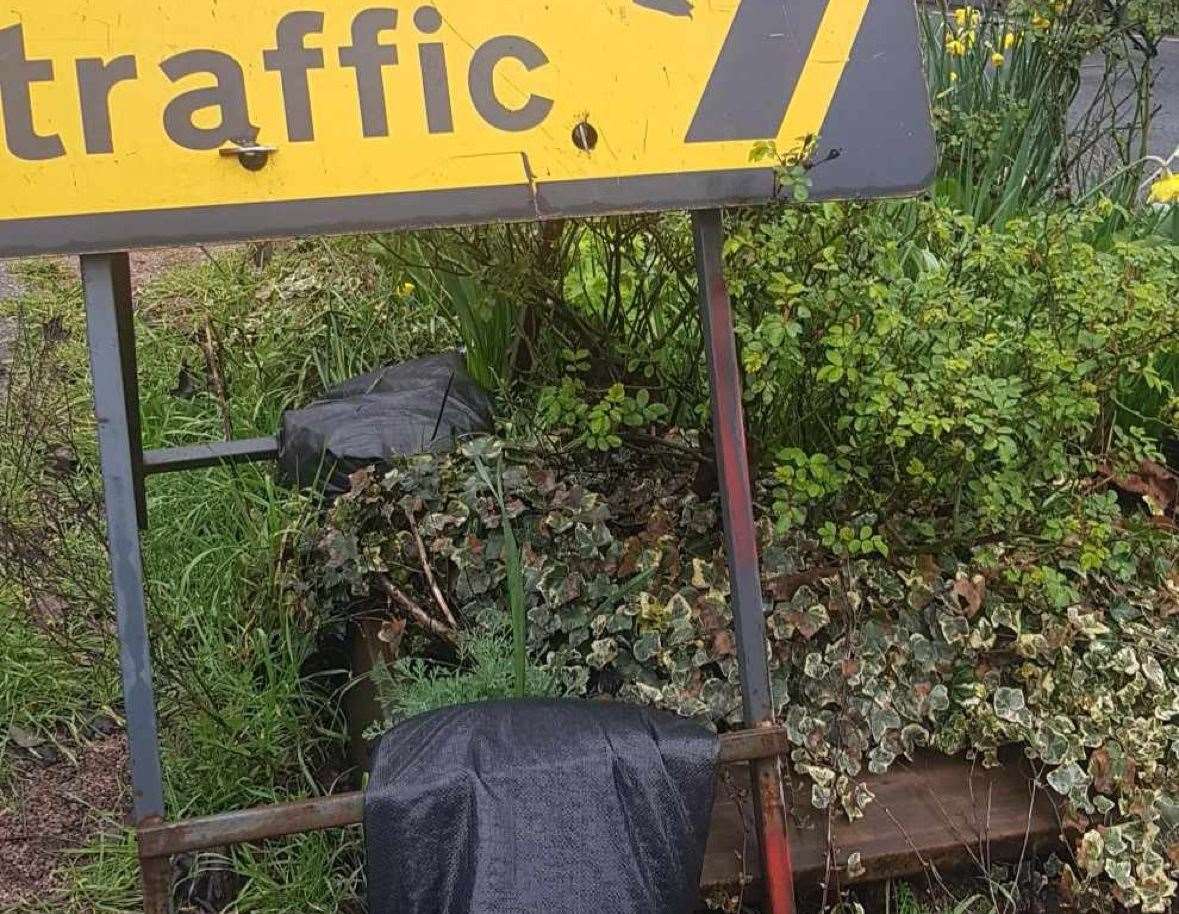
xmin=686 ymin=0 xmax=832 ymax=143
xmin=633 ymin=0 xmax=694 ymax=15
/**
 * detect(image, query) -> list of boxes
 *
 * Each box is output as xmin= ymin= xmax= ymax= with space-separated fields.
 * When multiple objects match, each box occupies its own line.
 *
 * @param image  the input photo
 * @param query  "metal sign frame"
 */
xmin=43 ymin=0 xmax=937 ymax=910
xmin=82 ymin=209 xmax=800 ymax=912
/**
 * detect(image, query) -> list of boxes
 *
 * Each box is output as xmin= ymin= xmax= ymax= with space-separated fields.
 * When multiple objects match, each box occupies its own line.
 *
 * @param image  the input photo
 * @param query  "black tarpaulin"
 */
xmin=278 ymin=351 xmax=493 ymax=497
xmin=364 ymin=699 xmax=719 ymax=914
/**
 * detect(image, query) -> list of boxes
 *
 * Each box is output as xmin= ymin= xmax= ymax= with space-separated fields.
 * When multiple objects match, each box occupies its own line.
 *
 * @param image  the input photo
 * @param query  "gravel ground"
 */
xmin=0 ymin=733 xmax=130 ymax=908
xmin=0 ymin=260 xmax=22 ymax=300
xmin=0 ymin=262 xmax=21 ymax=401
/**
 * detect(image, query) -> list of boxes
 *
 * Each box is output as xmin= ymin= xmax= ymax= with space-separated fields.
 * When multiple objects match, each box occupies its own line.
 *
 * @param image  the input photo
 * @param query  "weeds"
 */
xmin=0 ymin=241 xmax=449 ymax=911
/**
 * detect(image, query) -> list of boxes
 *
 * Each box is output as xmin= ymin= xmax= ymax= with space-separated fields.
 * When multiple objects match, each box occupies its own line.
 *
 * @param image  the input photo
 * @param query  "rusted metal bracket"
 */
xmin=135 ymin=726 xmax=792 ymax=860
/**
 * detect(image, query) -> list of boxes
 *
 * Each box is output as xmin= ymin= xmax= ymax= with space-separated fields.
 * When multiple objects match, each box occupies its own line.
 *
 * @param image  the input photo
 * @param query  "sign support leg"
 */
xmin=692 ymin=210 xmax=795 ymax=914
xmin=81 ymin=253 xmax=170 ymax=914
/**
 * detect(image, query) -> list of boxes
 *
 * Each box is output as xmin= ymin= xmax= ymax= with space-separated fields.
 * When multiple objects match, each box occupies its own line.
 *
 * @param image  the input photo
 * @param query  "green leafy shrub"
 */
xmin=724 ymin=198 xmax=1178 ymax=544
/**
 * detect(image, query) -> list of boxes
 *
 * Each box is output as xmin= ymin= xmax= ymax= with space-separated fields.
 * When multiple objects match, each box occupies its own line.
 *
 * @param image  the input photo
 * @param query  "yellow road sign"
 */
xmin=0 ymin=0 xmax=934 ymax=256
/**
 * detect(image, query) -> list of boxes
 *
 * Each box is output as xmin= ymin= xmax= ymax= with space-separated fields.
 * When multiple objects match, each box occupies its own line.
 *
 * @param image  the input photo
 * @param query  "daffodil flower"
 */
xmin=1149 ymin=173 xmax=1179 ymax=204
xmin=1031 ymin=13 xmax=1051 ymax=29
xmin=991 ymin=51 xmax=1005 ymax=67
xmin=946 ymin=38 xmax=967 ymax=57
xmin=1004 ymin=32 xmax=1018 ymax=49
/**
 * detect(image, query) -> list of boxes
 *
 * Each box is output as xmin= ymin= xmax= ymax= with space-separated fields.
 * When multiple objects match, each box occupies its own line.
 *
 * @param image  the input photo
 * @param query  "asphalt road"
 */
xmin=1150 ymin=38 xmax=1179 ymax=164
xmin=1076 ymin=36 xmax=1179 ymax=173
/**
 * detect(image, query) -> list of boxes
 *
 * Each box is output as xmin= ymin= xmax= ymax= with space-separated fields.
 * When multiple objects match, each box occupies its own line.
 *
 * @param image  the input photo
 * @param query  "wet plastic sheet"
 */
xmin=365 ymin=699 xmax=719 ymax=914
xmin=278 ymin=352 xmax=492 ymax=496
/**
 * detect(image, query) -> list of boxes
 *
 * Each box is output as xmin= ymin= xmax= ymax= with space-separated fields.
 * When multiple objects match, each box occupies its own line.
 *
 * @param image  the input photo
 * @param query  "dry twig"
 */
xmin=402 ymin=507 xmax=458 ymax=629
xmin=377 ymin=574 xmax=457 ymax=646
xmin=198 ymin=319 xmax=233 ymax=439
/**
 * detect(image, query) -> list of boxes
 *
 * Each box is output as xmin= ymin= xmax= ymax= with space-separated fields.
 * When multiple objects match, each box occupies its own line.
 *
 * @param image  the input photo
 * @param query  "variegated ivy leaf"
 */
xmin=940 ymin=613 xmax=971 ymax=645
xmin=1079 ymin=830 xmax=1105 ymax=876
xmin=632 ymin=632 xmax=662 ymax=663
xmin=1142 ymin=653 xmax=1166 ymax=690
xmin=1068 ymin=605 xmax=1110 ymax=638
xmin=868 ymin=745 xmax=896 ymax=775
xmin=803 ymin=652 xmax=826 ymax=680
xmin=1047 ymin=761 xmax=1090 ymax=796
xmin=990 ymin=604 xmax=1021 ymax=634
xmin=1105 ymin=857 xmax=1134 ymax=890
xmin=588 ymin=638 xmax=618 ymax=669
xmin=869 ymin=705 xmax=902 ymax=742
xmin=994 ymin=686 xmax=1027 ymax=724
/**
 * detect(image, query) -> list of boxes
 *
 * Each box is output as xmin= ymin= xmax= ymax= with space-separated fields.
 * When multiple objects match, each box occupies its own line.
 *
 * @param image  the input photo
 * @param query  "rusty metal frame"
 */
xmin=135 ymin=727 xmax=793 ymax=861
xmin=81 ymin=209 xmax=795 ymax=914
xmin=693 ymin=209 xmax=795 ymax=914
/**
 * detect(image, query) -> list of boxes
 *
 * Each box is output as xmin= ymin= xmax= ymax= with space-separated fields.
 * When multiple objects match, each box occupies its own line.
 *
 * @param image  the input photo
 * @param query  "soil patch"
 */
xmin=0 ymin=732 xmax=131 ymax=908
xmin=0 ymin=261 xmax=21 ymax=400
xmin=0 ymin=313 xmax=15 ymax=401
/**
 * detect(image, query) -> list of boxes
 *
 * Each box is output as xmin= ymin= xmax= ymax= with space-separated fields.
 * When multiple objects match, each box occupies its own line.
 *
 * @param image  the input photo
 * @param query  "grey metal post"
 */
xmin=81 ymin=253 xmax=171 ymax=913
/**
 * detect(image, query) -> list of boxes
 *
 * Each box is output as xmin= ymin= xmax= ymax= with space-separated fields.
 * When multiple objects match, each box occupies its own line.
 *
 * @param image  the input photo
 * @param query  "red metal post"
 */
xmin=692 ymin=208 xmax=795 ymax=914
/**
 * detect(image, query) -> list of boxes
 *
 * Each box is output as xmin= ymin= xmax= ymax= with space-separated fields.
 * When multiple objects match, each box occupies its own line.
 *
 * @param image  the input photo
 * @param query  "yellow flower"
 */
xmin=946 ymin=38 xmax=967 ymax=56
xmin=991 ymin=51 xmax=1005 ymax=67
xmin=1031 ymin=13 xmax=1051 ymax=29
xmin=955 ymin=7 xmax=981 ymax=28
xmin=1054 ymin=1 xmax=1067 ymax=12
xmin=949 ymin=71 xmax=959 ymax=82
xmin=1149 ymin=173 xmax=1179 ymax=204
xmin=1004 ymin=31 xmax=1018 ymax=49
xmin=398 ymin=281 xmax=416 ymax=297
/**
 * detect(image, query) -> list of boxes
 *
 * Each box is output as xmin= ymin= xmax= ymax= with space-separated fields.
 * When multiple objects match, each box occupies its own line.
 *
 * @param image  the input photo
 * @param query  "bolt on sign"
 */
xmin=0 ymin=0 xmax=934 ymax=256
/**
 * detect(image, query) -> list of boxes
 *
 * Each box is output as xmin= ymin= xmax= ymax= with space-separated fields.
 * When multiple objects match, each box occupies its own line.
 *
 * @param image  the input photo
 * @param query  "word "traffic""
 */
xmin=0 ymin=6 xmax=554 ymax=160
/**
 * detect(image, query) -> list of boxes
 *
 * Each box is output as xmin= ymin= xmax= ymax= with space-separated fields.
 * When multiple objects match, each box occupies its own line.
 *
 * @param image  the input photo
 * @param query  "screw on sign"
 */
xmin=0 ymin=3 xmax=934 ymax=914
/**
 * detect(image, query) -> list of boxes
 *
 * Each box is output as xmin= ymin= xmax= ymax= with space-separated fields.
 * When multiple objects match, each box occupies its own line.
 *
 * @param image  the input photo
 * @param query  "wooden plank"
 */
xmin=702 ymin=749 xmax=1064 ymax=894
xmin=140 ymin=739 xmax=1065 ymax=898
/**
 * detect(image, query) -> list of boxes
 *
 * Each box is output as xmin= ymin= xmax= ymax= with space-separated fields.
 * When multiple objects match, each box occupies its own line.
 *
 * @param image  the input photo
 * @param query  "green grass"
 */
xmin=0 ymin=241 xmax=451 ymax=911
xmin=888 ymin=882 xmax=991 ymax=914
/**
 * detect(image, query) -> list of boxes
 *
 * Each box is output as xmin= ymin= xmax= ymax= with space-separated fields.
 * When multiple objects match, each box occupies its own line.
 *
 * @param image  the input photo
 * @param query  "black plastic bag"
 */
xmin=278 ymin=352 xmax=492 ymax=497
xmin=365 ymin=699 xmax=719 ymax=914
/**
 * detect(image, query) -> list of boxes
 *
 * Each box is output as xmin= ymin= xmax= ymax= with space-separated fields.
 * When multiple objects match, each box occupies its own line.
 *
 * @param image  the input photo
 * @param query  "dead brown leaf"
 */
xmin=1089 ymin=746 xmax=1113 ymax=794
xmin=951 ymin=573 xmax=986 ymax=617
xmin=711 ymin=630 xmax=736 ymax=657
xmin=916 ymin=553 xmax=939 ymax=585
xmin=1103 ymin=458 xmax=1178 ymax=517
